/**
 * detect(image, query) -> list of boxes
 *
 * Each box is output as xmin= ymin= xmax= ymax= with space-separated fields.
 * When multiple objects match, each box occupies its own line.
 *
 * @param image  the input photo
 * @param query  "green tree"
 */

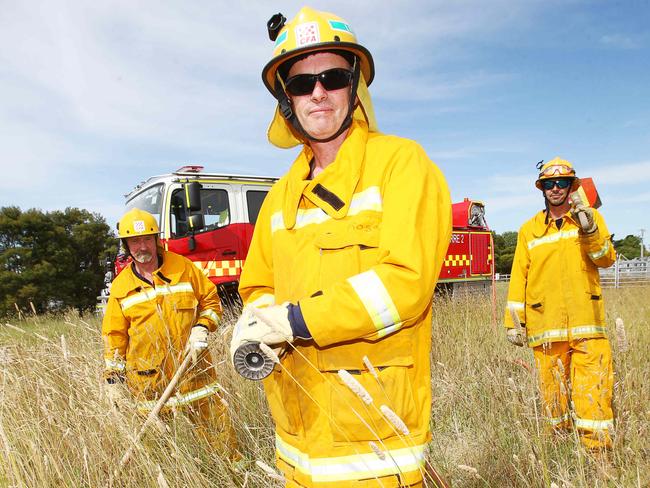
xmin=492 ymin=230 xmax=518 ymax=275
xmin=613 ymin=234 xmax=648 ymax=259
xmin=0 ymin=207 xmax=118 ymax=317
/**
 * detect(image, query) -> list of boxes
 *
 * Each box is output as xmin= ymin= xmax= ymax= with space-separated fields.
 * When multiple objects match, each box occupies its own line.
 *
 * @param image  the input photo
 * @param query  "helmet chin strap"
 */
xmin=275 ymin=57 xmax=361 ymax=144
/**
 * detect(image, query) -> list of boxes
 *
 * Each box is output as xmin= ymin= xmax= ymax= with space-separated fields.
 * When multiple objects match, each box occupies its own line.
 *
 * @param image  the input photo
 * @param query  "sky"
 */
xmin=1 ymin=0 xmax=649 ymax=241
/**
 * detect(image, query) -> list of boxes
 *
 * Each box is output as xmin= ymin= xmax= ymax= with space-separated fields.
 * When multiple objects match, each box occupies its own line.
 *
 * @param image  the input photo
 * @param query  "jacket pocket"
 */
xmin=318 ymin=335 xmax=419 ymax=443
xmin=264 ymin=366 xmax=301 ymax=436
xmin=327 ymin=360 xmax=418 ymax=443
xmin=315 ymin=215 xmax=381 ymax=288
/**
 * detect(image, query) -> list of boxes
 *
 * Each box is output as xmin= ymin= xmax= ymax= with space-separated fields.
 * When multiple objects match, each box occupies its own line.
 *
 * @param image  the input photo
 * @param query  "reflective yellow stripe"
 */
xmin=548 ymin=413 xmax=570 ymax=426
xmin=104 ymin=358 xmax=126 ymax=372
xmin=570 ymin=325 xmax=607 ymax=337
xmin=120 ymin=283 xmax=194 ymax=311
xmin=271 ymin=186 xmax=382 ymax=233
xmin=136 ymin=381 xmax=221 ymax=412
xmin=347 ymin=271 xmax=401 ymax=338
xmin=250 ymin=293 xmax=275 ymax=308
xmin=574 ymin=417 xmax=613 ymax=431
xmin=528 ymin=325 xmax=607 ymax=345
xmin=527 ymin=229 xmax=578 ymax=250
xmin=527 ymin=328 xmax=568 ymax=345
xmin=507 ymin=301 xmax=524 ymax=310
xmin=588 ymin=239 xmax=610 ymax=260
xmin=199 ymin=309 xmax=220 ymax=325
xmin=276 ymin=434 xmax=425 ymax=482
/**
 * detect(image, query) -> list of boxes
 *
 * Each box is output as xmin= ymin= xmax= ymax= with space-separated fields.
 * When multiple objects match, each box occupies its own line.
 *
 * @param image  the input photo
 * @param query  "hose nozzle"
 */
xmin=233 ymin=342 xmax=274 ymax=381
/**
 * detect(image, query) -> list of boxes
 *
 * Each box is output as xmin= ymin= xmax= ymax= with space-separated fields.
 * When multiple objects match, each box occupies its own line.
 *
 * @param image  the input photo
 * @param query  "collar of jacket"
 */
xmin=110 ymin=251 xmax=186 ymax=298
xmin=281 ymin=119 xmax=369 ymax=229
xmin=533 ymin=209 xmax=580 ymax=234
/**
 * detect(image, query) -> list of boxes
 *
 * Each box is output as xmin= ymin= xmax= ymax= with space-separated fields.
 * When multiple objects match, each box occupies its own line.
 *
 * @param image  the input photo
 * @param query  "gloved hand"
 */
xmin=229 ymin=304 xmax=293 ymax=364
xmin=104 ymin=381 xmax=127 ymax=409
xmin=506 ymin=327 xmax=527 ymax=347
xmin=570 ymin=196 xmax=597 ymax=234
xmin=185 ymin=325 xmax=209 ymax=364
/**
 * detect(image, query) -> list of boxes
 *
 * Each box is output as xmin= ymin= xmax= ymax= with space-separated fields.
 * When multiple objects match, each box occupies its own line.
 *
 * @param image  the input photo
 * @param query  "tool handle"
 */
xmin=115 ymin=353 xmax=193 ymax=473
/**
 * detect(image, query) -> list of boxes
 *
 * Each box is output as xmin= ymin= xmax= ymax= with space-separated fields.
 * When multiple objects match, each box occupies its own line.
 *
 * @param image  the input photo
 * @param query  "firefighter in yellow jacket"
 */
xmin=229 ymin=7 xmax=452 ymax=487
xmin=102 ymin=208 xmax=236 ymax=451
xmin=504 ymin=158 xmax=616 ymax=451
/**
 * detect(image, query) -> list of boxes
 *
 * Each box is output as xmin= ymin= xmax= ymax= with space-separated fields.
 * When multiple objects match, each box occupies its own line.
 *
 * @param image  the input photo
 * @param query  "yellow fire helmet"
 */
xmin=262 ymin=6 xmax=378 ymax=148
xmin=535 ymin=157 xmax=579 ymax=190
xmin=117 ymin=208 xmax=160 ymax=238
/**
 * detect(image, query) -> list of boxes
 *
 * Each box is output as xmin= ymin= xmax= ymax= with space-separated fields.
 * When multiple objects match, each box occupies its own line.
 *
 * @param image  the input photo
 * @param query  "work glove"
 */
xmin=506 ymin=327 xmax=527 ymax=347
xmin=185 ymin=325 xmax=209 ymax=364
xmin=229 ymin=304 xmax=294 ymax=365
xmin=570 ymin=195 xmax=597 ymax=234
xmin=104 ymin=380 xmax=127 ymax=409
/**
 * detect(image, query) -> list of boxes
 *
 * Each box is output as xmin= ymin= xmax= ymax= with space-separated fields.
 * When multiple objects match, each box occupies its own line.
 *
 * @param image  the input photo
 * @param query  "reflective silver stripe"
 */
xmin=547 ymin=413 xmax=570 ymax=426
xmin=199 ymin=309 xmax=220 ymax=324
xmin=527 ymin=328 xmax=568 ymax=344
xmin=250 ymin=293 xmax=275 ymax=308
xmin=120 ymin=283 xmax=195 ymax=311
xmin=507 ymin=301 xmax=524 ymax=310
xmin=270 ymin=186 xmax=382 ymax=233
xmin=347 ymin=271 xmax=402 ymax=338
xmin=574 ymin=417 xmax=613 ymax=431
xmin=527 ymin=229 xmax=578 ymax=250
xmin=588 ymin=239 xmax=610 ymax=260
xmin=270 ymin=212 xmax=285 ymax=233
xmin=137 ymin=381 xmax=221 ymax=412
xmin=104 ymin=358 xmax=126 ymax=372
xmin=570 ymin=325 xmax=607 ymax=337
xmin=276 ymin=434 xmax=425 ymax=482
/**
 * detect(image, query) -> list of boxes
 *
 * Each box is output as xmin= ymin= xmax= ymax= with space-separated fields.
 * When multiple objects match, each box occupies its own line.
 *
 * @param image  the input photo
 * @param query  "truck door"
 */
xmin=167 ymin=183 xmax=242 ymax=273
xmin=239 ymin=185 xmax=272 ymax=258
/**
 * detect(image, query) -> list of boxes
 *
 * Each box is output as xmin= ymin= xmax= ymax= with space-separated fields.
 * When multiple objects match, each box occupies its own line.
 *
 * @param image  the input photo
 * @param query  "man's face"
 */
xmin=126 ymin=235 xmax=157 ymax=264
xmin=542 ymin=178 xmax=571 ymax=206
xmin=287 ymin=52 xmax=352 ymax=140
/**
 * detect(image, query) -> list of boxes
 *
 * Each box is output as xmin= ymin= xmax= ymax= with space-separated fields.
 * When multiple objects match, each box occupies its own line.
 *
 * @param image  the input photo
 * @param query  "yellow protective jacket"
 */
xmin=239 ymin=120 xmax=452 ymax=487
xmin=504 ymin=208 xmax=615 ymax=347
xmin=102 ymin=250 xmax=221 ymax=406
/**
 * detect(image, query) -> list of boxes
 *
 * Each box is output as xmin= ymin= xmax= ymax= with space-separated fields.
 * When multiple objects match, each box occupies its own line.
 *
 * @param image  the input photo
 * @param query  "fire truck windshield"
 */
xmin=125 ymin=184 xmax=164 ymax=226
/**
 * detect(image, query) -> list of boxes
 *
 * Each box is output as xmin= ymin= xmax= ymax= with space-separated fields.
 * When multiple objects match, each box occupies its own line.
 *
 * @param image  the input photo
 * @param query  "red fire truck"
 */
xmin=99 ymin=166 xmax=493 ymax=310
xmin=438 ymin=198 xmax=494 ymax=295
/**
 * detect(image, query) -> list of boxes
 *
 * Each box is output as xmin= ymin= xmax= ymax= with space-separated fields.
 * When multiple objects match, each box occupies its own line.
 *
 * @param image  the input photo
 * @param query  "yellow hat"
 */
xmin=117 ymin=208 xmax=159 ymax=238
xmin=262 ymin=7 xmax=378 ymax=148
xmin=262 ymin=6 xmax=374 ymax=94
xmin=535 ymin=157 xmax=577 ymax=190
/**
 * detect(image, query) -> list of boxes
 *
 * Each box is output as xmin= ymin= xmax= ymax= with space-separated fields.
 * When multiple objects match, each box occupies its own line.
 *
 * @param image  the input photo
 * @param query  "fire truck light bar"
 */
xmin=176 ymin=165 xmax=205 ymax=173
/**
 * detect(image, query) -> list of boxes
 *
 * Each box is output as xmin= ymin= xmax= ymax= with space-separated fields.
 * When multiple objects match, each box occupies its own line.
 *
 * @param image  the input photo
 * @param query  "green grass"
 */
xmin=0 ymin=288 xmax=648 ymax=487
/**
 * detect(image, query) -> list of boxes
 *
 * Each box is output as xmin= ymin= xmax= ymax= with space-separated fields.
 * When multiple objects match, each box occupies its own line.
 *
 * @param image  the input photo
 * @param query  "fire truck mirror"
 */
xmin=185 ymin=182 xmax=203 ymax=212
xmin=188 ymin=213 xmax=205 ymax=232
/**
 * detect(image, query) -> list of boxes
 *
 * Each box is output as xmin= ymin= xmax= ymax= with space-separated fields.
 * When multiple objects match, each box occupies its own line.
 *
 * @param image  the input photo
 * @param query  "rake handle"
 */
xmin=114 ymin=352 xmax=193 ymax=474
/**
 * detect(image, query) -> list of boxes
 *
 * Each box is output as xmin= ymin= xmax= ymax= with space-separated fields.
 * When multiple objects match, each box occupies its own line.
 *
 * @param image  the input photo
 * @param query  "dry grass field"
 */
xmin=0 ymin=286 xmax=648 ymax=487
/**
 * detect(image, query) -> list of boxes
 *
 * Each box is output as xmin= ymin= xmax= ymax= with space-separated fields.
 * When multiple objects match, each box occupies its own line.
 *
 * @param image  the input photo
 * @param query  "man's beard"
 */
xmin=133 ymin=251 xmax=154 ymax=264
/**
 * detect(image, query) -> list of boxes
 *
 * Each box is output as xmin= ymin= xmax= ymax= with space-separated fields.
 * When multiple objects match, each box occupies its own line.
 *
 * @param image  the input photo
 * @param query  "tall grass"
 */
xmin=0 ymin=287 xmax=648 ymax=487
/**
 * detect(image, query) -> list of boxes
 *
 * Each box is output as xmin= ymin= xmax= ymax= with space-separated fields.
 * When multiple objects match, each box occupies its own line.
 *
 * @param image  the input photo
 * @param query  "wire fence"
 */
xmin=599 ymin=256 xmax=650 ymax=288
xmin=495 ymin=257 xmax=650 ymax=289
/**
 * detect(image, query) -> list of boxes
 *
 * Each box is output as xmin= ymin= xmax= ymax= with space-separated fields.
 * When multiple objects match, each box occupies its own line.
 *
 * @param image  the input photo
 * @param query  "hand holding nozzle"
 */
xmin=230 ymin=305 xmax=294 ymax=380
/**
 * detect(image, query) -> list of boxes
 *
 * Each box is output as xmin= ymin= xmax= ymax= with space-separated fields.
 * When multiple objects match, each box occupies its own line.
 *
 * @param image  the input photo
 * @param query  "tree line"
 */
xmin=1 ymin=205 xmax=647 ymax=317
xmin=492 ymin=230 xmax=649 ymax=275
xmin=0 ymin=207 xmax=117 ymax=317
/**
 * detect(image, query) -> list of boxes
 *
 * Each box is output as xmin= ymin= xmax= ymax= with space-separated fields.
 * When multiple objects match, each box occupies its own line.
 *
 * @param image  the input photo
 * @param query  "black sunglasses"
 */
xmin=284 ymin=68 xmax=353 ymax=96
xmin=541 ymin=179 xmax=572 ymax=190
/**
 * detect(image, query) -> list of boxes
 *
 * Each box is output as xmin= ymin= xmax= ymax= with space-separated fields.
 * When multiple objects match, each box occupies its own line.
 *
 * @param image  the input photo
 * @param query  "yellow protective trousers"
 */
xmin=533 ymin=337 xmax=614 ymax=449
